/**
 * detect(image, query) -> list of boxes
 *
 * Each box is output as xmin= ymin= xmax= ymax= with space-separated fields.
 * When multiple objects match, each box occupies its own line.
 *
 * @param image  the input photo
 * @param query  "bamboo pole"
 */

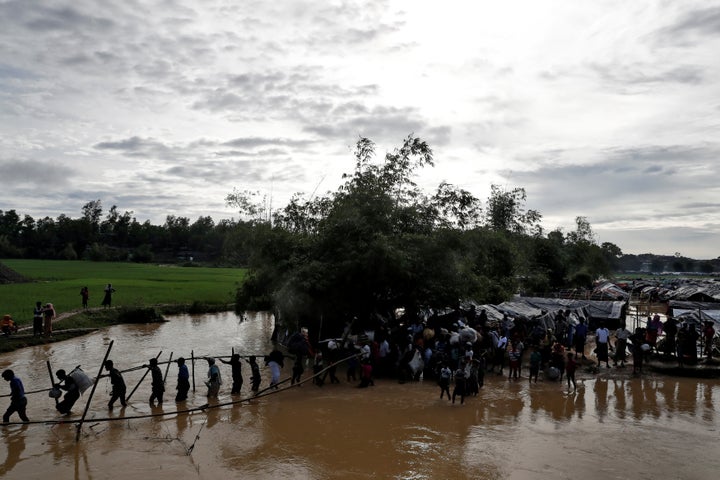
xmin=191 ymin=350 xmax=195 ymax=393
xmin=75 ymin=340 xmax=114 ymax=442
xmin=126 ymin=350 xmax=162 ymax=402
xmin=163 ymin=352 xmax=174 ymax=384
xmin=46 ymin=360 xmax=58 ymax=407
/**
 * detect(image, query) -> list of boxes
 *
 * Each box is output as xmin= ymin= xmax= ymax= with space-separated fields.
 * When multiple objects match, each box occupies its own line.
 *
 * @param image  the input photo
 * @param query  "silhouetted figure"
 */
xmin=175 ymin=357 xmax=190 ymax=402
xmin=2 ymin=370 xmax=29 ymax=424
xmin=55 ymin=369 xmax=79 ymax=415
xmin=103 ymin=360 xmax=127 ymax=409
xmin=101 ymin=284 xmax=115 ymax=308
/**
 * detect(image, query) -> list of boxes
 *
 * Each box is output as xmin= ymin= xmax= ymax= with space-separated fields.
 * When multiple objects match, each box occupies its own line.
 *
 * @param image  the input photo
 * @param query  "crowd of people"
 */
xmin=2 ymin=306 xmax=718 ymax=424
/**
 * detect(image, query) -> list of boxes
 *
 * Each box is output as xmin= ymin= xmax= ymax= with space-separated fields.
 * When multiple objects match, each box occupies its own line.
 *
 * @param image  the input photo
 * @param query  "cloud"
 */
xmin=0 ymin=159 xmax=75 ymax=185
xmin=591 ymin=63 xmax=704 ymax=86
xmin=507 ymin=143 xmax=720 ymax=230
xmin=221 ymin=137 xmax=316 ymax=148
xmin=654 ymin=6 xmax=720 ymax=45
xmin=1 ymin=0 xmax=719 ymax=259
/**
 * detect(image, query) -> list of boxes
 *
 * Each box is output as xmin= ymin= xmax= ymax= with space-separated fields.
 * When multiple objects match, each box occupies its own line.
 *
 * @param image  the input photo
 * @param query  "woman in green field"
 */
xmin=101 ymin=283 xmax=115 ymax=308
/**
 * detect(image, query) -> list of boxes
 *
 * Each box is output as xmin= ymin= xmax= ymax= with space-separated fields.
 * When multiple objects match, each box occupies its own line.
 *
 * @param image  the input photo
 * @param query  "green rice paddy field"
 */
xmin=0 ymin=259 xmax=246 ymax=325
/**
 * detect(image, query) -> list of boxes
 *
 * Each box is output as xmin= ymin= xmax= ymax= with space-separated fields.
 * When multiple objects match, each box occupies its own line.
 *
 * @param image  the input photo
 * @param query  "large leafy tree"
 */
xmin=233 ymin=136 xmax=486 ymax=333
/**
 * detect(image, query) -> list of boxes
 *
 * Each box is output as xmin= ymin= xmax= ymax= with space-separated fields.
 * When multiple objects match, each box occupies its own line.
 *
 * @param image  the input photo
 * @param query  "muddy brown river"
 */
xmin=1 ymin=312 xmax=718 ymax=479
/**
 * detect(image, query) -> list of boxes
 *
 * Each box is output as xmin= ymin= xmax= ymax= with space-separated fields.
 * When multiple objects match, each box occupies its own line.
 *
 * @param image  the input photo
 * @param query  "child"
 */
xmin=291 ymin=356 xmax=304 ymax=386
xmin=529 ymin=347 xmax=542 ymax=384
xmin=0 ymin=315 xmax=17 ymax=336
xmin=346 ymin=350 xmax=358 ymax=382
xmin=452 ymin=367 xmax=466 ymax=405
xmin=438 ymin=363 xmax=452 ymax=400
xmin=565 ymin=352 xmax=577 ymax=392
xmin=358 ymin=359 xmax=373 ymax=388
xmin=313 ymin=352 xmax=325 ymax=386
xmin=508 ymin=342 xmax=521 ymax=380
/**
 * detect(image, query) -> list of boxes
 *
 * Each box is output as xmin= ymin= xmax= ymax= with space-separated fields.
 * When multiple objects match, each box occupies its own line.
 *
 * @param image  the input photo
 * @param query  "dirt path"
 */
xmin=16 ymin=307 xmax=104 ymax=333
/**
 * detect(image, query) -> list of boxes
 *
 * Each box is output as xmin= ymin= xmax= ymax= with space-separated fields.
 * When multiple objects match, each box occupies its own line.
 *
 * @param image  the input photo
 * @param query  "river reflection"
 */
xmin=0 ymin=311 xmax=719 ymax=479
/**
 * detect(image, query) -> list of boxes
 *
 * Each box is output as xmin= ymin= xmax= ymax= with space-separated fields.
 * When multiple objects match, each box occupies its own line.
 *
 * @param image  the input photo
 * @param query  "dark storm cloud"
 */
xmin=0 ymin=64 xmax=37 ymax=79
xmin=0 ymin=159 xmax=75 ymax=185
xmin=95 ymin=135 xmax=317 ymax=162
xmin=302 ymin=105 xmax=451 ymax=145
xmin=95 ymin=137 xmax=169 ymax=153
xmin=654 ymin=6 xmax=720 ymax=44
xmin=215 ymin=148 xmax=289 ymax=157
xmin=92 ymin=133 xmax=309 ymax=190
xmin=190 ymin=69 xmax=381 ymax=122
xmin=508 ymin=143 xmax=720 ymax=224
xmin=222 ymin=137 xmax=316 ymax=149
xmin=0 ymin=1 xmax=114 ymax=32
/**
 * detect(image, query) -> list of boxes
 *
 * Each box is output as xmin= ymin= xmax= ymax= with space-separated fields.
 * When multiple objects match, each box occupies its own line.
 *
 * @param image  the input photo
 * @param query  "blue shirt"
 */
xmin=178 ymin=364 xmax=189 ymax=381
xmin=10 ymin=377 xmax=25 ymax=402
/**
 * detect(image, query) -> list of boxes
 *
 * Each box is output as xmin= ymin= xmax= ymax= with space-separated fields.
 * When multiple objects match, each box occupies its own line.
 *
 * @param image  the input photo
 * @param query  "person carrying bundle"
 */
xmin=54 ymin=369 xmax=80 ymax=415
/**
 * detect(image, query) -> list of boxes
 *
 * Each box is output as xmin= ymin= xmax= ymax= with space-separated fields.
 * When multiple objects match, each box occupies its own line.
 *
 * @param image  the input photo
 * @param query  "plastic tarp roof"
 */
xmin=495 ymin=297 xmax=625 ymax=321
xmin=668 ymin=300 xmax=720 ymax=322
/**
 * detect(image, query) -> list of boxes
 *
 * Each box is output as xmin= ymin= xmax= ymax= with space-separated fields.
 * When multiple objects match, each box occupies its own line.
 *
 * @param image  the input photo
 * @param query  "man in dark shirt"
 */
xmin=147 ymin=358 xmax=164 ymax=405
xmin=175 ymin=357 xmax=190 ymax=402
xmin=55 ymin=369 xmax=79 ymax=415
xmin=103 ymin=360 xmax=127 ymax=409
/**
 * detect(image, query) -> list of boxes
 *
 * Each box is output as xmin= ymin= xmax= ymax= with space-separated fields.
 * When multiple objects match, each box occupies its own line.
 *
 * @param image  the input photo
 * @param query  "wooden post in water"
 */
xmin=191 ymin=350 xmax=195 ymax=393
xmin=126 ymin=350 xmax=162 ymax=402
xmin=46 ymin=360 xmax=58 ymax=407
xmin=75 ymin=340 xmax=114 ymax=442
xmin=163 ymin=352 xmax=174 ymax=384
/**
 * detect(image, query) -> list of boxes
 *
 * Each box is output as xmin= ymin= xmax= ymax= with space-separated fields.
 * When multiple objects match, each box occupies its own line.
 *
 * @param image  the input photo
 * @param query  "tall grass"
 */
xmin=0 ymin=259 xmax=246 ymax=325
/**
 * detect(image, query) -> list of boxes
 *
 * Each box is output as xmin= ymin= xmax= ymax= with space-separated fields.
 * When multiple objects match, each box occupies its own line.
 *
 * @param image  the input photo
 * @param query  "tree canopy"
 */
xmin=230 ymin=136 xmax=623 ymax=335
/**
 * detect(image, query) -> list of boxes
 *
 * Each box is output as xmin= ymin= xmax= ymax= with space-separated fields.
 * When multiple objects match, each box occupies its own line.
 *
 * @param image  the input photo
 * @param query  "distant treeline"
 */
xmin=1 ymin=202 xmax=716 ymax=277
xmin=0 ymin=201 xmax=249 ymax=264
xmin=615 ymin=253 xmax=719 ymax=275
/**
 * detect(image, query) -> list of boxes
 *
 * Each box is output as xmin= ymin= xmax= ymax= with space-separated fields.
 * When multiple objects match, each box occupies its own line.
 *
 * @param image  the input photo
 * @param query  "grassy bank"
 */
xmin=0 ymin=259 xmax=246 ymax=325
xmin=0 ymin=306 xmax=168 ymax=353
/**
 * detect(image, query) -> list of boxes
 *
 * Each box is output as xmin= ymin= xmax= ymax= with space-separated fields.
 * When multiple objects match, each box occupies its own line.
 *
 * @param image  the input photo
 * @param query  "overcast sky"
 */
xmin=1 ymin=1 xmax=719 ymax=259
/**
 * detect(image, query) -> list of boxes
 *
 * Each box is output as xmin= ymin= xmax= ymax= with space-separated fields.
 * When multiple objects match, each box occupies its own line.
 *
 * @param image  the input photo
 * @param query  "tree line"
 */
xmin=0 ymin=201 xmax=242 ymax=263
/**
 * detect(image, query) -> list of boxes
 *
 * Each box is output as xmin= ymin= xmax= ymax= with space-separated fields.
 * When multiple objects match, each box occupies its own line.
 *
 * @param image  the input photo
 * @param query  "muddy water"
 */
xmin=1 ymin=312 xmax=719 ymax=479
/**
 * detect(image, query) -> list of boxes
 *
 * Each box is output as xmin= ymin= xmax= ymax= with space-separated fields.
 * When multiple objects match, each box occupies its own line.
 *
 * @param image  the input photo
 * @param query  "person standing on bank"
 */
xmin=613 ymin=323 xmax=631 ymax=368
xmin=80 ymin=286 xmax=89 ymax=310
xmin=574 ymin=319 xmax=588 ymax=359
xmin=566 ymin=352 xmax=578 ymax=392
xmin=175 ymin=357 xmax=190 ymax=402
xmin=595 ymin=322 xmax=611 ymax=369
xmin=43 ymin=303 xmax=55 ymax=336
xmin=101 ymin=284 xmax=115 ymax=308
xmin=33 ymin=301 xmax=44 ymax=336
xmin=103 ymin=360 xmax=127 ymax=409
xmin=2 ymin=370 xmax=29 ymax=424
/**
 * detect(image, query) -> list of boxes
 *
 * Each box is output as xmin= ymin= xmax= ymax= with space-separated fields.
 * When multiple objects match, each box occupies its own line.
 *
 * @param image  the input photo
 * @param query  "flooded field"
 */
xmin=1 ymin=312 xmax=719 ymax=479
